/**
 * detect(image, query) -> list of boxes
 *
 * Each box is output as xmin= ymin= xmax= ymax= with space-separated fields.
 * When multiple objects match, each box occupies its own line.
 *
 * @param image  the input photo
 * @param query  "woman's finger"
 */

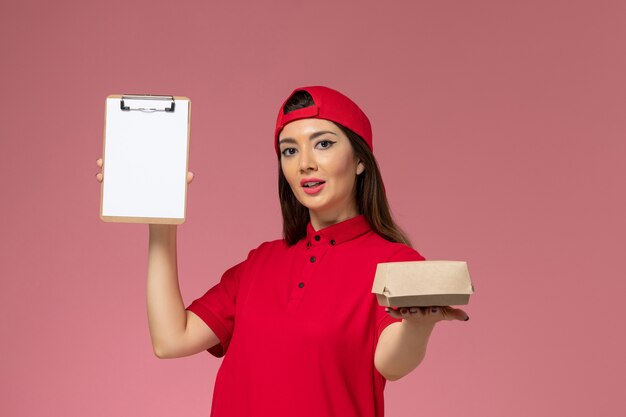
xmin=386 ymin=305 xmax=469 ymax=322
xmin=442 ymin=306 xmax=469 ymax=321
xmin=384 ymin=307 xmax=403 ymax=319
xmin=429 ymin=307 xmax=440 ymax=316
xmin=96 ymin=158 xmax=103 ymax=182
xmin=187 ymin=171 xmax=194 ymax=184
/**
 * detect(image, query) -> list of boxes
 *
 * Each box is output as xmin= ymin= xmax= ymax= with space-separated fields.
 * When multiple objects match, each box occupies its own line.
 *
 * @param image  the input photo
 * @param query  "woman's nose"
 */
xmin=299 ymin=149 xmax=317 ymax=172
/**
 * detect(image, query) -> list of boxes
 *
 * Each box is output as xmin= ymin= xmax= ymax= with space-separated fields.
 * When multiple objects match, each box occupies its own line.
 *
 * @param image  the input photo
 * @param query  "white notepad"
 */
xmin=100 ymin=95 xmax=191 ymax=224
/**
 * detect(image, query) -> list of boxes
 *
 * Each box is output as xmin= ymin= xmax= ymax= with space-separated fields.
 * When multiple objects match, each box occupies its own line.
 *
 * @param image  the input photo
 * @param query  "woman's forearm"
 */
xmin=146 ymin=224 xmax=187 ymax=357
xmin=374 ymin=320 xmax=435 ymax=381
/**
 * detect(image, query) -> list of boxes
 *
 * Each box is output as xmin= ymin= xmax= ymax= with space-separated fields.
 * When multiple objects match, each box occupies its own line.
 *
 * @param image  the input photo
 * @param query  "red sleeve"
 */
xmin=186 ymin=257 xmax=247 ymax=358
xmin=375 ymin=244 xmax=426 ymax=342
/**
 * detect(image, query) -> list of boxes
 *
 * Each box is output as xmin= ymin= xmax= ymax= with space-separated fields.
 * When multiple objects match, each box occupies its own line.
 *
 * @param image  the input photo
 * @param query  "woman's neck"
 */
xmin=309 ymin=205 xmax=360 ymax=231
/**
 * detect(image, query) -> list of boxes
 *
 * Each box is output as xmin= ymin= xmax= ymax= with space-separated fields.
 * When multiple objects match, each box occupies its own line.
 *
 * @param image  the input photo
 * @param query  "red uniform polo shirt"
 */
xmin=187 ymin=215 xmax=425 ymax=416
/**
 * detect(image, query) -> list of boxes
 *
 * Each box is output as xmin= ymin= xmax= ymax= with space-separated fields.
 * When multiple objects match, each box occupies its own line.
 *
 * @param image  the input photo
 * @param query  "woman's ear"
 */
xmin=356 ymin=161 xmax=365 ymax=175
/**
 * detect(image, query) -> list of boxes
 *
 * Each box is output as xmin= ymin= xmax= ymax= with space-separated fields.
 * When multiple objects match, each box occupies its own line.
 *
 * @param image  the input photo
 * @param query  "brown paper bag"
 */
xmin=372 ymin=261 xmax=474 ymax=307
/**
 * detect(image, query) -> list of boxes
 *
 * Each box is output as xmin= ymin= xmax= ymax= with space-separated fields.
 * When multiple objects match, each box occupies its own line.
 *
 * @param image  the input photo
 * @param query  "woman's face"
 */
xmin=278 ymin=118 xmax=364 ymax=224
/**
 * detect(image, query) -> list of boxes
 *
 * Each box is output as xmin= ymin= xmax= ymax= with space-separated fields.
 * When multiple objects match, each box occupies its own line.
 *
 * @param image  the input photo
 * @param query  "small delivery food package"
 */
xmin=372 ymin=261 xmax=474 ymax=307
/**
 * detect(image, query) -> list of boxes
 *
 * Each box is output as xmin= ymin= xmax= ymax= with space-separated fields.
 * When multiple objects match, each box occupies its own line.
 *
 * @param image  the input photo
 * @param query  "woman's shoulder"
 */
xmin=364 ymin=232 xmax=426 ymax=262
xmin=243 ymin=237 xmax=291 ymax=258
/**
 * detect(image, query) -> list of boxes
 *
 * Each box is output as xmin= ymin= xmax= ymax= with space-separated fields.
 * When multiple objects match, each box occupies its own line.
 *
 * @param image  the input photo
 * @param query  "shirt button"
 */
xmin=330 ymin=239 xmax=336 ymax=245
xmin=298 ymin=282 xmax=305 ymax=288
xmin=314 ymin=235 xmax=321 ymax=241
xmin=310 ymin=256 xmax=316 ymax=263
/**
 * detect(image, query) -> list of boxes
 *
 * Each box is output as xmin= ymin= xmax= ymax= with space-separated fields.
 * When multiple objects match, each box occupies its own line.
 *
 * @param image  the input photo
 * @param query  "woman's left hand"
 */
xmin=385 ymin=306 xmax=469 ymax=326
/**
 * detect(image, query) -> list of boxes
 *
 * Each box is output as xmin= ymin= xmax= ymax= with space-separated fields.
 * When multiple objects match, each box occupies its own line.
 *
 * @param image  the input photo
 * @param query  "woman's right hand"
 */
xmin=96 ymin=158 xmax=104 ymax=182
xmin=95 ymin=158 xmax=195 ymax=184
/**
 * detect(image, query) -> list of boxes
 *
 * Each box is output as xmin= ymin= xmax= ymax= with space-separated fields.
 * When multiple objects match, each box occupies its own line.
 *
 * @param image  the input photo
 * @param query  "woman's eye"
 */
xmin=317 ymin=140 xmax=336 ymax=149
xmin=281 ymin=148 xmax=297 ymax=157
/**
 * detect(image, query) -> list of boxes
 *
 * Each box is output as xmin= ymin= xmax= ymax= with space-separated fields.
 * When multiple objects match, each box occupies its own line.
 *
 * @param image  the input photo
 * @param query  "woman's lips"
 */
xmin=302 ymin=182 xmax=325 ymax=195
xmin=300 ymin=177 xmax=326 ymax=195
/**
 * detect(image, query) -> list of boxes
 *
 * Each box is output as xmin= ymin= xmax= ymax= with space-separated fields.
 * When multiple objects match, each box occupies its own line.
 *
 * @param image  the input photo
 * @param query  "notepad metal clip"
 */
xmin=120 ymin=94 xmax=176 ymax=113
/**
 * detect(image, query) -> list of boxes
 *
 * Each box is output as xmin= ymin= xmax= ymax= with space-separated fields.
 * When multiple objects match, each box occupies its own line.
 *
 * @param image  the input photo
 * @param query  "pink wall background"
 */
xmin=1 ymin=0 xmax=624 ymax=416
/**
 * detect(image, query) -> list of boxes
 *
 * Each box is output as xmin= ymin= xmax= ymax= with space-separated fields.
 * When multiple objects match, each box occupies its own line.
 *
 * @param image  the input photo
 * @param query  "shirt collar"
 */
xmin=305 ymin=214 xmax=371 ymax=247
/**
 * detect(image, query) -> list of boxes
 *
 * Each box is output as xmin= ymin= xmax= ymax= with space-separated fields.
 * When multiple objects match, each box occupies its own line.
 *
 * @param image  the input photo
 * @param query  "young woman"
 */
xmin=96 ymin=86 xmax=468 ymax=417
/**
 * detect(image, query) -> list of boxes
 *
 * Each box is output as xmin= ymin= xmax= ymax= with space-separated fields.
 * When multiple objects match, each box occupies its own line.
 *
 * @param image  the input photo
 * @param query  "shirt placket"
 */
xmin=287 ymin=234 xmax=329 ymax=311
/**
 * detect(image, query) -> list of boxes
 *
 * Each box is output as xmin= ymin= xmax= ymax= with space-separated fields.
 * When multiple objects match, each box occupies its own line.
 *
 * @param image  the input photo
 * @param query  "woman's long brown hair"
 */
xmin=278 ymin=90 xmax=412 ymax=247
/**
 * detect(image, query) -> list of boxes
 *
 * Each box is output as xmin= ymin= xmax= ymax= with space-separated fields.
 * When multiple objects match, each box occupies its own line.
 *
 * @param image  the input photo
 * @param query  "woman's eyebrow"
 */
xmin=309 ymin=130 xmax=337 ymax=140
xmin=279 ymin=131 xmax=338 ymax=146
xmin=278 ymin=138 xmax=297 ymax=146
